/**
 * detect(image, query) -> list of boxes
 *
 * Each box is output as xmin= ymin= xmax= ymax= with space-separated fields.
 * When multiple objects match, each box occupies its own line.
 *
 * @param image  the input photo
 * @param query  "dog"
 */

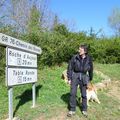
xmin=61 ymin=70 xmax=68 ymax=83
xmin=86 ymin=82 xmax=100 ymax=106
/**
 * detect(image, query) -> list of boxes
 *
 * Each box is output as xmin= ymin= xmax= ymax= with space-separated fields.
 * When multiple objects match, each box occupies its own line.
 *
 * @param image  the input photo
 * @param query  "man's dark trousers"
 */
xmin=69 ymin=78 xmax=87 ymax=112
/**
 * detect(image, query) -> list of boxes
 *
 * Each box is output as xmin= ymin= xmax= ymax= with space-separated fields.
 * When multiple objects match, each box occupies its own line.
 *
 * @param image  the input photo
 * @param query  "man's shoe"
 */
xmin=82 ymin=111 xmax=88 ymax=117
xmin=67 ymin=111 xmax=75 ymax=117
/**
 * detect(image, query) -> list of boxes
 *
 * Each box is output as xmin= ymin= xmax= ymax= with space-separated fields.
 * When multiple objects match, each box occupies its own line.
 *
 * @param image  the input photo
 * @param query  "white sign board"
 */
xmin=0 ymin=33 xmax=42 ymax=54
xmin=7 ymin=48 xmax=37 ymax=67
xmin=6 ymin=68 xmax=37 ymax=86
xmin=0 ymin=33 xmax=41 ymax=118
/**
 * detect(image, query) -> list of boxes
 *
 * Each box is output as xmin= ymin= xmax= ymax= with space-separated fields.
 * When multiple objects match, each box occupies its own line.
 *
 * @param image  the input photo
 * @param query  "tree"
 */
xmin=0 ymin=0 xmax=5 ymax=7
xmin=0 ymin=0 xmax=50 ymax=34
xmin=25 ymin=4 xmax=41 ymax=45
xmin=51 ymin=15 xmax=59 ymax=31
xmin=108 ymin=7 xmax=120 ymax=36
xmin=54 ymin=24 xmax=69 ymax=36
xmin=52 ymin=15 xmax=69 ymax=36
xmin=29 ymin=0 xmax=53 ymax=30
xmin=0 ymin=0 xmax=31 ymax=34
xmin=27 ymin=4 xmax=40 ymax=33
xmin=87 ymin=27 xmax=102 ymax=39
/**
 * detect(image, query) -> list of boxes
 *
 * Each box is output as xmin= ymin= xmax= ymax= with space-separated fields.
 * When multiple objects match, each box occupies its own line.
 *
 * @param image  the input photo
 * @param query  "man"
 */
xmin=67 ymin=44 xmax=93 ymax=117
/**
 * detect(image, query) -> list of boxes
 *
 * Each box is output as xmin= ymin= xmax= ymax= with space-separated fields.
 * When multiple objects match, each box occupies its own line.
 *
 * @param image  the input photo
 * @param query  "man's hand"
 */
xmin=67 ymin=80 xmax=71 ymax=85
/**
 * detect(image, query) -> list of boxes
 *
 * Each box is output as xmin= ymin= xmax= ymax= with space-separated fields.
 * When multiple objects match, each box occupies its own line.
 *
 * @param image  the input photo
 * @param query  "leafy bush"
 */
xmin=0 ymin=26 xmax=120 ymax=69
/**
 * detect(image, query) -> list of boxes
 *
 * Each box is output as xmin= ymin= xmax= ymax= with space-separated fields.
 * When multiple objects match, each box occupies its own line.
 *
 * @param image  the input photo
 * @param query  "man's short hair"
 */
xmin=79 ymin=44 xmax=88 ymax=53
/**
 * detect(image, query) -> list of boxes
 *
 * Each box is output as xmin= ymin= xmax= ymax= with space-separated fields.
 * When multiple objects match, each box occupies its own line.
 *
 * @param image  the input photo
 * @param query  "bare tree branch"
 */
xmin=0 ymin=0 xmax=6 ymax=7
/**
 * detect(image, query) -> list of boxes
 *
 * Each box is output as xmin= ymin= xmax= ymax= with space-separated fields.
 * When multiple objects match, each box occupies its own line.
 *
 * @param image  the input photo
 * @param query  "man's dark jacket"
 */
xmin=67 ymin=54 xmax=93 ymax=81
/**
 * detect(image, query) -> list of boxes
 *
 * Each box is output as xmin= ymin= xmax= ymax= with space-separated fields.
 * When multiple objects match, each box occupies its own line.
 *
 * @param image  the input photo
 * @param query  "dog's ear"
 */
xmin=87 ymin=83 xmax=94 ymax=90
xmin=87 ymin=84 xmax=91 ymax=89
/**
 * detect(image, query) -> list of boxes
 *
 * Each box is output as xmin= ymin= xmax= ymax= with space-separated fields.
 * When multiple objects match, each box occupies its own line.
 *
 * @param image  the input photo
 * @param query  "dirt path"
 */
xmin=107 ymin=80 xmax=120 ymax=101
xmin=95 ymin=69 xmax=120 ymax=101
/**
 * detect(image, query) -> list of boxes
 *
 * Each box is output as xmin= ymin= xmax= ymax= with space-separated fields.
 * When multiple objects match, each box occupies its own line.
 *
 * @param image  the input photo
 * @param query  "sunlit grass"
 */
xmin=0 ymin=63 xmax=120 ymax=120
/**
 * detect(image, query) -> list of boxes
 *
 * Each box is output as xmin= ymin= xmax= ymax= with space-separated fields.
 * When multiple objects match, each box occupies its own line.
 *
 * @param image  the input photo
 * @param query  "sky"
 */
xmin=50 ymin=0 xmax=120 ymax=36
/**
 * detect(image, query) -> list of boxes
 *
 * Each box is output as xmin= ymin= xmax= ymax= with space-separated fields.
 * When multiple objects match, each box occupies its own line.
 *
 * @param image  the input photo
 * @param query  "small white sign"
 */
xmin=0 ymin=33 xmax=42 ymax=54
xmin=7 ymin=48 xmax=37 ymax=67
xmin=6 ymin=68 xmax=37 ymax=86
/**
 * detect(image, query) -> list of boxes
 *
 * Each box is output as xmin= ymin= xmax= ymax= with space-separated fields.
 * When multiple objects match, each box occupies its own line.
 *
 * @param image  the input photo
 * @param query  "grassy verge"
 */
xmin=95 ymin=63 xmax=120 ymax=80
xmin=0 ymin=63 xmax=120 ymax=120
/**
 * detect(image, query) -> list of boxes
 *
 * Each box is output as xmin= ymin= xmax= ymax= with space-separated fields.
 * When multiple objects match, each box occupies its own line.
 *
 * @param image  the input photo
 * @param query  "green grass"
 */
xmin=95 ymin=63 xmax=120 ymax=80
xmin=0 ymin=63 xmax=120 ymax=120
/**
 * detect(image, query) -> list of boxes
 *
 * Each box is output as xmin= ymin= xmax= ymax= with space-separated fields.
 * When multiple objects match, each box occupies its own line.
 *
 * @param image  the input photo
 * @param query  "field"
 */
xmin=0 ymin=63 xmax=120 ymax=120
